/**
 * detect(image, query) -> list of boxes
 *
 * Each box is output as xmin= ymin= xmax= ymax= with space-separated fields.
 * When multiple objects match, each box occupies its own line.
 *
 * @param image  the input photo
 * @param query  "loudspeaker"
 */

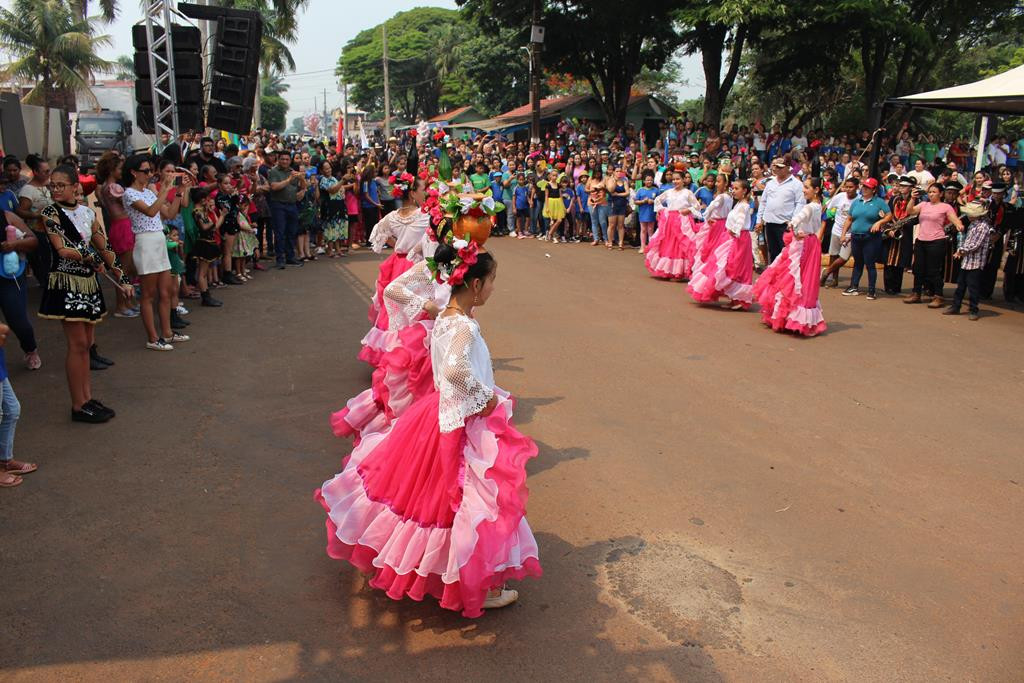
xmin=131 ymin=24 xmax=202 ymax=52
xmin=133 ymin=51 xmax=202 ymax=79
xmin=217 ymin=15 xmax=258 ymax=47
xmin=135 ymin=78 xmax=204 ymax=105
xmin=210 ymin=75 xmax=257 ymax=106
xmin=137 ymin=105 xmax=204 ymax=135
xmin=207 ymin=102 xmax=253 ymax=134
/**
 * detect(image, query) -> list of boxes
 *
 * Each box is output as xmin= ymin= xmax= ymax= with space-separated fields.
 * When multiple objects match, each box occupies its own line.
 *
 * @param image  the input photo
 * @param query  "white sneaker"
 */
xmin=146 ymin=339 xmax=174 ymax=351
xmin=114 ymin=308 xmax=140 ymax=318
xmin=483 ymin=588 xmax=518 ymax=609
xmin=315 ymin=246 xmax=326 ymax=255
xmin=551 ymin=237 xmax=559 ymax=243
xmin=175 ymin=305 xmax=189 ymax=316
xmin=169 ymin=333 xmax=191 ymax=343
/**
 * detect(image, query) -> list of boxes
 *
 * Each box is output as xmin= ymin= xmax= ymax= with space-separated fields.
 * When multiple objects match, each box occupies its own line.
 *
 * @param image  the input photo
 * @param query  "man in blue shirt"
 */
xmin=840 ymin=177 xmax=891 ymax=299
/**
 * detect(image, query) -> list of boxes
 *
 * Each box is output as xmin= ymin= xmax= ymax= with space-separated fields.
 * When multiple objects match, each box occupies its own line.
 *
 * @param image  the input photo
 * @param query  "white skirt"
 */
xmin=133 ymin=230 xmax=171 ymax=275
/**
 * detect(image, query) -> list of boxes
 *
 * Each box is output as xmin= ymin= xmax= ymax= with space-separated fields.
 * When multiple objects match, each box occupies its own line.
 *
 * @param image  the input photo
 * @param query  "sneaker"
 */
xmin=71 ymin=404 xmax=112 ymax=424
xmin=84 ymin=399 xmax=115 ymax=419
xmin=114 ymin=308 xmax=140 ymax=318
xmin=866 ymin=291 xmax=877 ymax=300
xmin=538 ymin=235 xmax=548 ymax=241
xmin=146 ymin=339 xmax=174 ymax=352
xmin=169 ymin=333 xmax=191 ymax=343
xmin=315 ymin=246 xmax=326 ymax=255
xmin=175 ymin=305 xmax=189 ymax=316
xmin=942 ymin=306 xmax=960 ymax=315
xmin=24 ymin=351 xmax=41 ymax=370
xmin=842 ymin=287 xmax=860 ymax=296
xmin=968 ymin=311 xmax=979 ymax=321
xmin=482 ymin=588 xmax=519 ymax=610
xmin=253 ymin=263 xmax=267 ymax=271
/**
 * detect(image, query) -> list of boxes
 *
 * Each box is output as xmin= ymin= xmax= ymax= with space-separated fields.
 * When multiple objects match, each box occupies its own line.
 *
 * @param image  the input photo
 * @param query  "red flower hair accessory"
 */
xmin=389 ymin=171 xmax=415 ymax=198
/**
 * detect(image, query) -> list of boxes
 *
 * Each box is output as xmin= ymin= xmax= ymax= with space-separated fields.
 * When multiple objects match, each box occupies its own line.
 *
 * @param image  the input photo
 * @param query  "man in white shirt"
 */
xmin=820 ymin=177 xmax=858 ymax=288
xmin=755 ymin=157 xmax=807 ymax=261
xmin=986 ymin=136 xmax=1009 ymax=168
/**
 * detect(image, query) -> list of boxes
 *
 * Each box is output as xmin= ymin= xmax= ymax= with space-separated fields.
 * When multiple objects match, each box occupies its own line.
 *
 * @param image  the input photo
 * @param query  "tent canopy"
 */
xmin=888 ymin=64 xmax=1024 ymax=115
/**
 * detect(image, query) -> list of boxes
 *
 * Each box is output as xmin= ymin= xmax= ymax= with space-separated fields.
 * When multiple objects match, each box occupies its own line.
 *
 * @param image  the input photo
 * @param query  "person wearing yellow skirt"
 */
xmin=541 ymin=170 xmax=567 ymax=243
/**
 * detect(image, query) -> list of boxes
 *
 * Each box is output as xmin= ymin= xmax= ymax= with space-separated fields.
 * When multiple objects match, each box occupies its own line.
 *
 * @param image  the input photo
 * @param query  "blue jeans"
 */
xmin=589 ymin=204 xmax=609 ymax=243
xmin=0 ymin=276 xmax=37 ymax=353
xmin=530 ymin=200 xmax=545 ymax=235
xmin=269 ymin=201 xmax=298 ymax=264
xmin=0 ymin=378 xmax=20 ymax=462
xmin=850 ymin=233 xmax=883 ymax=292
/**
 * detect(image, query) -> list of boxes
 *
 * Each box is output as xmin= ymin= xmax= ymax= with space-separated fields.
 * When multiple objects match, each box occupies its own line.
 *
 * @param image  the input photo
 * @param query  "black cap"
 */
xmin=944 ymin=180 xmax=963 ymax=192
xmin=898 ymin=175 xmax=915 ymax=187
xmin=990 ymin=181 xmax=1007 ymax=193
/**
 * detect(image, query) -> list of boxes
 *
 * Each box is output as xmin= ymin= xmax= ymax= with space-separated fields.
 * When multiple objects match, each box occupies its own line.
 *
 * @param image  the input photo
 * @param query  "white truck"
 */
xmin=72 ymin=81 xmax=154 ymax=170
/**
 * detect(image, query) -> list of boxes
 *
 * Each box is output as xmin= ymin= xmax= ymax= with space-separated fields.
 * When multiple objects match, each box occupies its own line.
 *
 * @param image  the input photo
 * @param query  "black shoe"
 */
xmin=89 ymin=356 xmax=108 ymax=371
xmin=201 ymin=291 xmax=223 ymax=307
xmin=285 ymin=259 xmax=304 ymax=267
xmin=170 ymin=314 xmax=187 ymax=330
xmin=277 ymin=263 xmax=286 ymax=270
xmin=84 ymin=399 xmax=115 ymax=418
xmin=89 ymin=345 xmax=114 ymax=366
xmin=224 ymin=272 xmax=244 ymax=285
xmin=72 ymin=404 xmax=112 ymax=423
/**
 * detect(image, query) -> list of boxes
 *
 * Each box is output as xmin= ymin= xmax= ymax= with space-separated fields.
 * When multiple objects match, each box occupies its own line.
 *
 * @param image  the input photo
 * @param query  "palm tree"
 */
xmin=262 ymin=68 xmax=291 ymax=97
xmin=70 ymin=0 xmax=118 ymax=22
xmin=0 ymin=0 xmax=113 ymax=160
xmin=113 ymin=54 xmax=135 ymax=80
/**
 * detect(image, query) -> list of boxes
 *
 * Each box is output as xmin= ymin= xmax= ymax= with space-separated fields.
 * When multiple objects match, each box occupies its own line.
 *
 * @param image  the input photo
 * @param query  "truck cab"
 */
xmin=74 ymin=110 xmax=134 ymax=171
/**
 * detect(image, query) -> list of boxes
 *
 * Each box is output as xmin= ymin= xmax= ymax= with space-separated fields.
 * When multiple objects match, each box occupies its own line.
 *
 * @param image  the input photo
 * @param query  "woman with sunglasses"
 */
xmin=121 ymin=154 xmax=190 ymax=351
xmin=38 ymin=165 xmax=132 ymax=423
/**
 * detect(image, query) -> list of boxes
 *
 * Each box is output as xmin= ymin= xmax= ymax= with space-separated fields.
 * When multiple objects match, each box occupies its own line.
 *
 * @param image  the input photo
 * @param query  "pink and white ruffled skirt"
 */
xmin=360 ymin=252 xmax=416 ymax=367
xmin=687 ymin=222 xmax=754 ymax=307
xmin=333 ymin=318 xmax=435 ymax=445
xmin=753 ymin=232 xmax=826 ymax=336
xmin=645 ymin=211 xmax=696 ymax=280
xmin=315 ymin=389 xmax=542 ymax=618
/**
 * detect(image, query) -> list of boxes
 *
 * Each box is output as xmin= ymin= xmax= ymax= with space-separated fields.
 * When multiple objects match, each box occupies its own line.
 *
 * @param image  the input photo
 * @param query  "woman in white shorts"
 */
xmin=121 ymin=154 xmax=191 ymax=351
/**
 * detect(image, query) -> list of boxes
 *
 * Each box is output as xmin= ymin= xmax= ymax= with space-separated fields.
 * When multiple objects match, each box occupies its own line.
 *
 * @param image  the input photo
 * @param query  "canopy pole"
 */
xmin=975 ymin=115 xmax=989 ymax=173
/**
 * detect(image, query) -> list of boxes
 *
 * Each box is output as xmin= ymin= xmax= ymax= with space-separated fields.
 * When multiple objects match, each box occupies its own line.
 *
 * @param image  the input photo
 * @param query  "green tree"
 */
xmin=337 ymin=7 xmax=458 ymax=121
xmin=262 ymin=69 xmax=291 ymax=97
xmin=113 ymin=54 xmax=135 ymax=80
xmin=69 ymin=0 xmax=117 ymax=22
xmin=460 ymin=0 xmax=683 ymax=127
xmin=0 ymin=0 xmax=112 ymax=160
xmin=446 ymin=26 xmax=531 ymax=116
xmin=260 ymin=94 xmax=288 ymax=131
xmin=675 ymin=0 xmax=783 ymax=127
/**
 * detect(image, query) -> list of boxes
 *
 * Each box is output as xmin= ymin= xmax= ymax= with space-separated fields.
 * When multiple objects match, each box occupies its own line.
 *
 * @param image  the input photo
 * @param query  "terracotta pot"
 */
xmin=454 ymin=214 xmax=492 ymax=246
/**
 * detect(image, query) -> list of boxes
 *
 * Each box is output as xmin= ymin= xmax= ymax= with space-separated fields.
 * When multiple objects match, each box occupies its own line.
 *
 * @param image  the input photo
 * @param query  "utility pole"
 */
xmin=529 ymin=0 xmax=543 ymax=145
xmin=382 ymin=23 xmax=391 ymax=139
xmin=323 ymin=88 xmax=328 ymax=140
xmin=342 ymin=80 xmax=349 ymax=147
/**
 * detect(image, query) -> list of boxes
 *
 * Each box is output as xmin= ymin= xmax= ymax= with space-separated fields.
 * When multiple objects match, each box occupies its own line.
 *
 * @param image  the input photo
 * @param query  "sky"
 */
xmin=5 ymin=0 xmax=705 ymax=119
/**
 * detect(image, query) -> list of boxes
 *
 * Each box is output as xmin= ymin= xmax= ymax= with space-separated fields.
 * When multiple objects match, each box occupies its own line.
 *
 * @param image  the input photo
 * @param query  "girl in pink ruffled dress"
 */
xmin=332 ymin=236 xmax=451 ymax=443
xmin=360 ymin=179 xmax=431 ymax=367
xmin=753 ymin=177 xmax=827 ymax=336
xmin=316 ymin=224 xmax=541 ymax=617
xmin=644 ymin=168 xmax=699 ymax=280
xmin=687 ymin=173 xmax=733 ymax=302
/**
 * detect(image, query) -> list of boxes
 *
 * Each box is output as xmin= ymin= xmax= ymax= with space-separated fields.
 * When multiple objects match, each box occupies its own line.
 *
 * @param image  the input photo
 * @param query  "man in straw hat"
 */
xmin=944 ymin=201 xmax=994 ymax=320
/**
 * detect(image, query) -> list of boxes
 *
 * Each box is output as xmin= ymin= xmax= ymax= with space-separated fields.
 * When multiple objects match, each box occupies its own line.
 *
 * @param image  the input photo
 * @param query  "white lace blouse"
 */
xmin=699 ymin=193 xmax=734 ymax=222
xmin=725 ymin=200 xmax=752 ymax=237
xmin=431 ymin=314 xmax=495 ymax=433
xmin=654 ymin=187 xmax=699 ymax=213
xmin=369 ymin=209 xmax=430 ymax=258
xmin=382 ymin=260 xmax=452 ymax=330
xmin=789 ymin=202 xmax=822 ymax=235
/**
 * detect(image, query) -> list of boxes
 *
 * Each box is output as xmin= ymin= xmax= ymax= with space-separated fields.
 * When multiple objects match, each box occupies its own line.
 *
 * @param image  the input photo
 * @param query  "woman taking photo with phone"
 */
xmin=39 ymin=165 xmax=132 ymax=422
xmin=121 ymin=154 xmax=190 ymax=351
xmin=903 ymin=182 xmax=964 ymax=308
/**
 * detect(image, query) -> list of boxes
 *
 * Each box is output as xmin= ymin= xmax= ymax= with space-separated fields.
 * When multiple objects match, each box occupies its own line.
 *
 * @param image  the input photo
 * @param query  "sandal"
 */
xmin=3 ymin=460 xmax=37 ymax=475
xmin=0 ymin=471 xmax=22 ymax=488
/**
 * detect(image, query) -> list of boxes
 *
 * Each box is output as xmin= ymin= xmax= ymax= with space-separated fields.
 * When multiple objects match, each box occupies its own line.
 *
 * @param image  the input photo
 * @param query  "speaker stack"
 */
xmin=181 ymin=3 xmax=263 ymax=135
xmin=132 ymin=24 xmax=205 ymax=133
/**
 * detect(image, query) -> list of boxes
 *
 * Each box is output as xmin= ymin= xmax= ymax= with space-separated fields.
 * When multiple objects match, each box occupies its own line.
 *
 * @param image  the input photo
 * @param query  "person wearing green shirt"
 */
xmin=469 ymin=160 xmax=490 ymax=191
xmin=266 ymin=150 xmax=303 ymax=267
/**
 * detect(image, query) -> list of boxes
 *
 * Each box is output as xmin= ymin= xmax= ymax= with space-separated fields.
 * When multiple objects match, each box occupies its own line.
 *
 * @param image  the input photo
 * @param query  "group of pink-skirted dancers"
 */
xmin=644 ymin=167 xmax=828 ymax=337
xmin=315 ymin=169 xmax=541 ymax=618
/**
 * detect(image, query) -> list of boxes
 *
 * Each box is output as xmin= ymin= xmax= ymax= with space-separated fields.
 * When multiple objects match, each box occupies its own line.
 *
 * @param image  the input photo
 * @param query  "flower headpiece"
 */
xmin=427 ymin=235 xmax=479 ymax=286
xmin=389 ymin=171 xmax=415 ymax=198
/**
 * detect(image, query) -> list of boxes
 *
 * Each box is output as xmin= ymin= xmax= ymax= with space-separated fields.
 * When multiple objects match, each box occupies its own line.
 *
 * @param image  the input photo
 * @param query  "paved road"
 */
xmin=2 ymin=239 xmax=1023 ymax=681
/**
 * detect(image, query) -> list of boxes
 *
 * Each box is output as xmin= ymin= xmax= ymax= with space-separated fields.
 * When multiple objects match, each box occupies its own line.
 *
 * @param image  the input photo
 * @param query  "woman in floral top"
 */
xmin=318 ymin=160 xmax=348 ymax=257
